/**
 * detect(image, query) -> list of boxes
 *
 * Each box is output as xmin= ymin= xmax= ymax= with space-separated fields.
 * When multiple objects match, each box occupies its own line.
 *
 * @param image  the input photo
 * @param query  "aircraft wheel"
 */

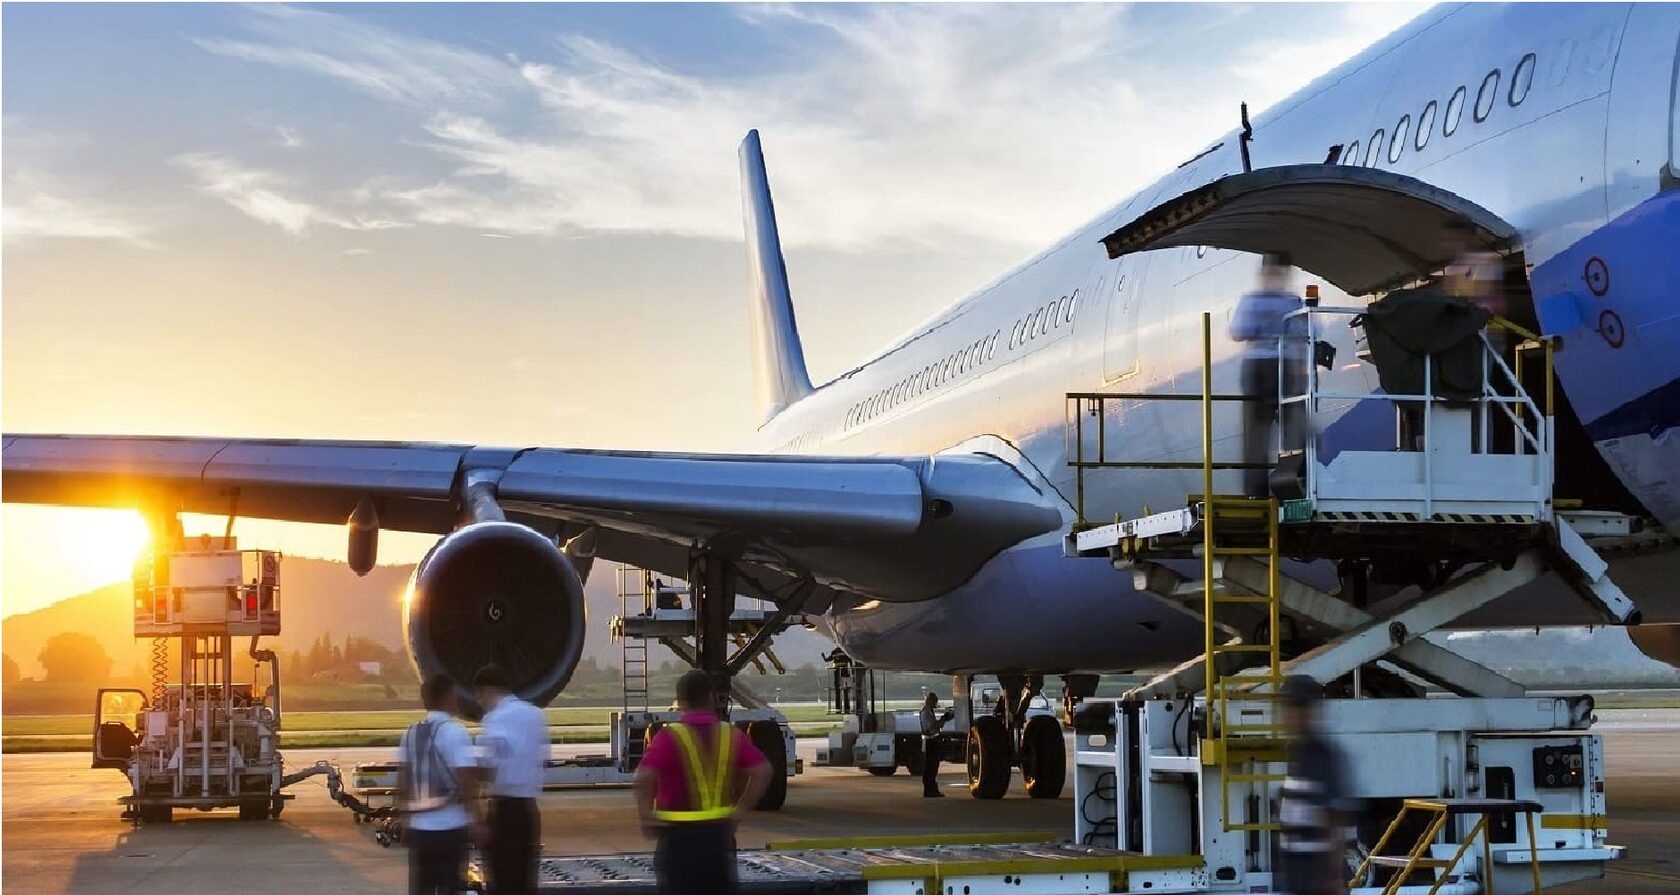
xmin=1020 ymin=715 xmax=1066 ymax=799
xmin=866 ymin=766 xmax=897 ymax=777
xmin=747 ymin=720 xmax=787 ymax=811
xmin=966 ymin=716 xmax=1011 ymax=799
xmin=270 ymin=797 xmax=285 ymax=819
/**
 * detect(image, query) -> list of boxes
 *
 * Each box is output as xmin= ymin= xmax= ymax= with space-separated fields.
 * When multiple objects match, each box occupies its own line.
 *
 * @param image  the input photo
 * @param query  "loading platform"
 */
xmin=517 ymin=836 xmax=1199 ymax=894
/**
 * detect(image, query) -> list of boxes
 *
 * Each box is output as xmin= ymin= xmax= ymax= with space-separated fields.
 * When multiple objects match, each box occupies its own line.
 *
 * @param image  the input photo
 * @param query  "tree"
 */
xmin=2 ymin=653 xmax=18 ymax=685
xmin=38 ymin=633 xmax=113 ymax=683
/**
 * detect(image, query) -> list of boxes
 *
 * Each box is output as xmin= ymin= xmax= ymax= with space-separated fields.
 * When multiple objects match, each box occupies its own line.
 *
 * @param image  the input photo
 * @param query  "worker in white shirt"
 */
xmin=474 ymin=665 xmax=549 ymax=895
xmin=397 ymin=675 xmax=483 ymax=895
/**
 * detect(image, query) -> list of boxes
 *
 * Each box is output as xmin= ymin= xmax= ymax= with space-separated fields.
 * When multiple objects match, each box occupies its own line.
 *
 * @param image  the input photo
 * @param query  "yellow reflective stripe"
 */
xmin=652 ymin=807 xmax=735 ymax=822
xmin=712 ymin=722 xmax=733 ymax=811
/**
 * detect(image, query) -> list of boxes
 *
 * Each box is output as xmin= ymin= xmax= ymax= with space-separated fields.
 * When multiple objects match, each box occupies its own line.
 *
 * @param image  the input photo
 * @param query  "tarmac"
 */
xmin=3 ymin=709 xmax=1676 ymax=895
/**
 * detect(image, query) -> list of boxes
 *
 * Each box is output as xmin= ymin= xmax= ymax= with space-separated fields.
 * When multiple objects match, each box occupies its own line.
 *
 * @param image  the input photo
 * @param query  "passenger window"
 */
xmin=1065 ymin=290 xmax=1078 ymax=323
xmin=1389 ymin=115 xmax=1410 ymax=163
xmin=1548 ymin=38 xmax=1575 ymax=88
xmin=1344 ymin=140 xmax=1359 ymax=165
xmin=1445 ymin=86 xmax=1466 ymax=136
xmin=1509 ymin=53 xmax=1536 ymax=106
xmin=1364 ymin=130 xmax=1384 ymax=166
xmin=1474 ymin=69 xmax=1500 ymax=122
xmin=1416 ymin=101 xmax=1437 ymax=150
xmin=1029 ymin=308 xmax=1044 ymax=338
xmin=1042 ymin=302 xmax=1056 ymax=334
xmin=1010 ymin=320 xmax=1022 ymax=349
xmin=986 ymin=332 xmax=999 ymax=360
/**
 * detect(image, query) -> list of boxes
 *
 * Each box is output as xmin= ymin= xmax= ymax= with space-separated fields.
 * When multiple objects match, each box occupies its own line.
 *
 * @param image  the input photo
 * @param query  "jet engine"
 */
xmin=402 ymin=520 xmax=587 ymax=710
xmin=1628 ymin=624 xmax=1680 ymax=670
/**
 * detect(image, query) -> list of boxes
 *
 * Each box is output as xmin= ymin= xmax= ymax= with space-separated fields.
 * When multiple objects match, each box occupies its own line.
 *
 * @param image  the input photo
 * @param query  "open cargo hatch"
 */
xmin=1100 ymin=164 xmax=1519 ymax=296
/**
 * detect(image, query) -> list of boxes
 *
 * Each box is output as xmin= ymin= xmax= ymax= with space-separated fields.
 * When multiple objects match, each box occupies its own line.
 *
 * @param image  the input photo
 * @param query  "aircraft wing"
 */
xmin=0 ymin=434 xmax=1063 ymax=603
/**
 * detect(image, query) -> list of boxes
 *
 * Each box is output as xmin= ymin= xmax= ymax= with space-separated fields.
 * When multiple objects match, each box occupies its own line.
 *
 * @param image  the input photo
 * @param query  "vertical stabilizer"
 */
xmin=739 ymin=130 xmax=814 ymax=425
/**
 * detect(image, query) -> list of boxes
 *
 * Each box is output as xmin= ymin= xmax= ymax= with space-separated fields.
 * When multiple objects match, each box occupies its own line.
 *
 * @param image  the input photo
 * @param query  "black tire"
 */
xmin=866 ymin=766 xmax=897 ymax=777
xmin=747 ymin=720 xmax=787 ymax=811
xmin=270 ymin=797 xmax=285 ymax=819
xmin=1019 ymin=715 xmax=1066 ymax=799
xmin=966 ymin=715 xmax=1011 ymax=799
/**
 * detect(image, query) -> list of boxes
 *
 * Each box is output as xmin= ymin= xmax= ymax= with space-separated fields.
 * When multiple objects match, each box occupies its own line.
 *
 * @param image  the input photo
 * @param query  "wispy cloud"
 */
xmin=192 ymin=5 xmax=521 ymax=108
xmin=184 ymin=4 xmax=1426 ymax=250
xmin=173 ymin=152 xmax=406 ymax=236
xmin=3 ymin=190 xmax=154 ymax=246
xmin=276 ymin=125 xmax=304 ymax=149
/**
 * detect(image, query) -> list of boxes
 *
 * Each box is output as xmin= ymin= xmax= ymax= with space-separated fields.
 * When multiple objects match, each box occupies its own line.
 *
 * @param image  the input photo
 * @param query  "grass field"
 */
xmin=0 ymin=701 xmax=874 ymax=752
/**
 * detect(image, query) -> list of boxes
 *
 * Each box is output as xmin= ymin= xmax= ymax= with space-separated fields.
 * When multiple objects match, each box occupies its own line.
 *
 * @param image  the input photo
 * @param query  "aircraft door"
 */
xmin=1102 ymin=255 xmax=1153 ymax=382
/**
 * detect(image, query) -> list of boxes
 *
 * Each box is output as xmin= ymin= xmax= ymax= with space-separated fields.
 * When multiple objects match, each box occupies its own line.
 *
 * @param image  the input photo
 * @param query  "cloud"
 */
xmin=173 ymin=152 xmax=407 ymax=236
xmin=2 ymin=190 xmax=154 ymax=246
xmin=342 ymin=247 xmax=373 ymax=256
xmin=188 ymin=4 xmax=1426 ymax=250
xmin=192 ymin=5 xmax=521 ymax=108
xmin=276 ymin=126 xmax=304 ymax=149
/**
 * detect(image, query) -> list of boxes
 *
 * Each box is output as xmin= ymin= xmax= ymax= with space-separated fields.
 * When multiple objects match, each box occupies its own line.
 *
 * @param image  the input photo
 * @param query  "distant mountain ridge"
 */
xmin=1 ymin=558 xmax=834 ymax=679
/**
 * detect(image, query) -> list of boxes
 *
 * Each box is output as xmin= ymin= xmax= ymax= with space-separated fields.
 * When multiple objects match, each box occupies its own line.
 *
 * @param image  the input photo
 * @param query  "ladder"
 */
xmin=1199 ymin=496 xmax=1286 ymax=834
xmin=614 ymin=566 xmax=651 ymax=717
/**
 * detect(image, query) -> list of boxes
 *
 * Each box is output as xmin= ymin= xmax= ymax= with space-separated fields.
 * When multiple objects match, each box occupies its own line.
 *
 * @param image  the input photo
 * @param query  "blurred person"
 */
xmin=1440 ymin=216 xmax=1506 ymax=320
xmin=1276 ymin=675 xmax=1351 ymax=895
xmin=475 ymin=665 xmax=548 ymax=895
xmin=634 ymin=671 xmax=774 ymax=895
xmin=919 ymin=692 xmax=955 ymax=797
xmin=1229 ymin=253 xmax=1307 ymax=496
xmin=397 ymin=675 xmax=483 ymax=895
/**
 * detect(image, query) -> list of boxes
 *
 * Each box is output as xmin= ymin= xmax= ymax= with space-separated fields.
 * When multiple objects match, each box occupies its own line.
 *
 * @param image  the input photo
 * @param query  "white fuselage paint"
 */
xmin=738 ymin=4 xmax=1680 ymax=674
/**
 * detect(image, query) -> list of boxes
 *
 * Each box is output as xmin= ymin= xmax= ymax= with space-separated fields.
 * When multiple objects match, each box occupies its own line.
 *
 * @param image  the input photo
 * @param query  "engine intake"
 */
xmin=403 ymin=521 xmax=586 ymax=711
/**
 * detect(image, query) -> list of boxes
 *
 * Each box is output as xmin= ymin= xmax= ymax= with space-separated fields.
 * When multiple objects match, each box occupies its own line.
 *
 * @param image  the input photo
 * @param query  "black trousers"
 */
xmin=408 ymin=826 xmax=468 ymax=895
xmin=1241 ymin=356 xmax=1306 ymax=497
xmin=921 ymin=739 xmax=941 ymax=795
xmin=654 ymin=822 xmax=738 ymax=895
xmin=486 ymin=797 xmax=541 ymax=895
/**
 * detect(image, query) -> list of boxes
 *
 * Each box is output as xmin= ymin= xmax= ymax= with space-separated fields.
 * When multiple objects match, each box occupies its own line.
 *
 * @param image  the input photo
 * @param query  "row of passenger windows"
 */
xmin=844 ymin=289 xmax=1082 ymax=429
xmin=1342 ymin=52 xmax=1537 ymax=169
xmin=1009 ymin=290 xmax=1078 ymax=349
xmin=846 ymin=330 xmax=1000 ymax=428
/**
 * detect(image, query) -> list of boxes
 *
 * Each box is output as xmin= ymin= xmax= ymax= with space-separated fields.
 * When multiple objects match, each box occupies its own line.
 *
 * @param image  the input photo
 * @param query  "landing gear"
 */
xmin=1019 ymin=714 xmax=1066 ymax=799
xmin=966 ymin=715 xmax=1011 ymax=799
xmin=963 ymin=672 xmax=1070 ymax=800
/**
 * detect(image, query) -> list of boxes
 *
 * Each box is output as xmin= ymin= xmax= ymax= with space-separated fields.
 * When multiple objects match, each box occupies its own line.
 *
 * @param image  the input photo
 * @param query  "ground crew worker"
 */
xmin=474 ymin=665 xmax=548 ymax=895
xmin=1230 ymin=252 xmax=1307 ymax=497
xmin=397 ymin=675 xmax=483 ymax=895
xmin=919 ymin=692 xmax=953 ymax=798
xmin=1277 ymin=675 xmax=1351 ymax=895
xmin=633 ymin=671 xmax=773 ymax=895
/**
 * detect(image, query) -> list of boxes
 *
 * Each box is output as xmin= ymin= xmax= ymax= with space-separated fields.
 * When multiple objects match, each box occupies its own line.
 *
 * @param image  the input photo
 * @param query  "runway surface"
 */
xmin=4 ymin=710 xmax=1676 ymax=894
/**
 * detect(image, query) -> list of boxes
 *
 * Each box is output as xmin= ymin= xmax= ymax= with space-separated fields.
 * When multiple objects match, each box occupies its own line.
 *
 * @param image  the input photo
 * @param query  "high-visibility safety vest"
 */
xmin=651 ymin=722 xmax=737 ymax=823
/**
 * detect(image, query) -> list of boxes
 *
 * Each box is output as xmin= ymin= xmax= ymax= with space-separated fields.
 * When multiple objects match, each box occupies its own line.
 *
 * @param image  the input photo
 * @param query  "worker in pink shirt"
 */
xmin=633 ymin=671 xmax=773 ymax=895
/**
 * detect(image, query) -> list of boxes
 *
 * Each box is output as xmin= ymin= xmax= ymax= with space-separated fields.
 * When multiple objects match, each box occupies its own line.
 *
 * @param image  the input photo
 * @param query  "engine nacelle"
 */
xmin=1628 ymin=624 xmax=1680 ymax=670
xmin=403 ymin=521 xmax=587 ymax=711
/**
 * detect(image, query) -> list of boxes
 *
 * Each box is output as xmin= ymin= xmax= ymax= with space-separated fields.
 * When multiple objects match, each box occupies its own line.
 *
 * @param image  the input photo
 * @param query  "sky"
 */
xmin=0 ymin=2 xmax=1428 ymax=618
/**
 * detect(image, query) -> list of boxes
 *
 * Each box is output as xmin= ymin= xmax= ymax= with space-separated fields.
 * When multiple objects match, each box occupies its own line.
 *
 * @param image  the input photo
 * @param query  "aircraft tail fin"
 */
xmin=739 ymin=130 xmax=813 ymax=425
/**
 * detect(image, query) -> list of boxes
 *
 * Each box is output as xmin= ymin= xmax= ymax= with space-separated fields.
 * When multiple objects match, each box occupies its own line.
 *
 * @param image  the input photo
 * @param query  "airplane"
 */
xmin=6 ymin=3 xmax=1679 ymax=800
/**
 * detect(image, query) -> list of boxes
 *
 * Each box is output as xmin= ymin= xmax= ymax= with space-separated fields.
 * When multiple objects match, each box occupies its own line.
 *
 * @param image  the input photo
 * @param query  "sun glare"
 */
xmin=87 ymin=512 xmax=152 ymax=568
